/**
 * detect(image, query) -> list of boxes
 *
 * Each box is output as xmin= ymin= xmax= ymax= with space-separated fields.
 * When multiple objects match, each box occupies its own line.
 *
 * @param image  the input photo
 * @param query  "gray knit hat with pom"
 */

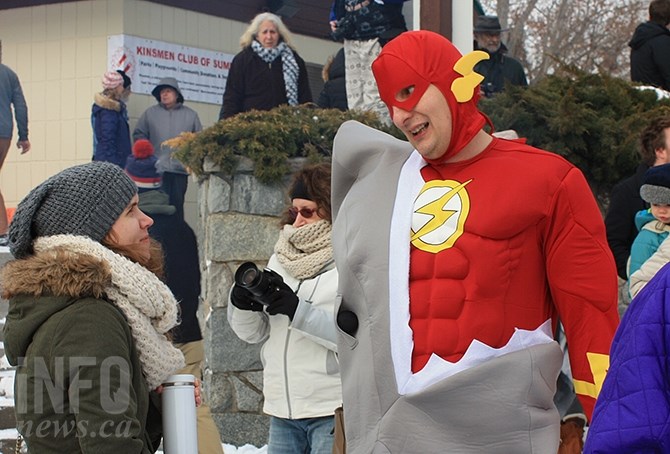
xmin=9 ymin=161 xmax=137 ymax=259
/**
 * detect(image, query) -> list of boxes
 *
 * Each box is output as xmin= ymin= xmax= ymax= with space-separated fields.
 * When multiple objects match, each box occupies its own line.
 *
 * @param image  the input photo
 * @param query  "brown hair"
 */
xmin=640 ymin=116 xmax=670 ymax=166
xmin=280 ymin=162 xmax=332 ymax=225
xmin=101 ymin=233 xmax=174 ymax=341
xmin=650 ymin=0 xmax=670 ymax=25
xmin=102 ymin=235 xmax=166 ymax=279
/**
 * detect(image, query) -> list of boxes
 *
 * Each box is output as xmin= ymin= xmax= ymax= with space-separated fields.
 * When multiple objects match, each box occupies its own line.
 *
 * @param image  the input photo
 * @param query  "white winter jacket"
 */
xmin=227 ymin=254 xmax=342 ymax=419
xmin=630 ymin=233 xmax=670 ymax=298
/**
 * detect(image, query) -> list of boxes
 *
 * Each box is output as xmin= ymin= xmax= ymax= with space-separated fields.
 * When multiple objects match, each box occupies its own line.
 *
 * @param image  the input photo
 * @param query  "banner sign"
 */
xmin=107 ymin=34 xmax=235 ymax=105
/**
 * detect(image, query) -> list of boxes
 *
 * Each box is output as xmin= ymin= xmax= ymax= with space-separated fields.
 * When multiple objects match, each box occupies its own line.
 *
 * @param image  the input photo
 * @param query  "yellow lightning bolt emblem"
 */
xmin=573 ymin=352 xmax=609 ymax=399
xmin=411 ymin=179 xmax=472 ymax=253
xmin=451 ymin=50 xmax=489 ymax=103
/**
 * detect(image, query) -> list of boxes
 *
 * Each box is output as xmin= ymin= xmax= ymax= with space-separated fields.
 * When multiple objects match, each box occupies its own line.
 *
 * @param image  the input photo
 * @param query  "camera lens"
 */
xmin=234 ymin=262 xmax=285 ymax=306
xmin=240 ymin=267 xmax=258 ymax=286
xmin=235 ymin=262 xmax=262 ymax=289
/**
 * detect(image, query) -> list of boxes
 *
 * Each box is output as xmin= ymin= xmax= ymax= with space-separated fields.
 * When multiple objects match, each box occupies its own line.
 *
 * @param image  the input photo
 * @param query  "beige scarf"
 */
xmin=34 ymin=235 xmax=185 ymax=389
xmin=274 ymin=220 xmax=334 ymax=280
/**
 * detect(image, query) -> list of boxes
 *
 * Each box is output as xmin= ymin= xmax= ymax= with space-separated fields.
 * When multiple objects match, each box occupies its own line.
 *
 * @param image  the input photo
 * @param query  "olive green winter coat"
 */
xmin=1 ymin=247 xmax=162 ymax=453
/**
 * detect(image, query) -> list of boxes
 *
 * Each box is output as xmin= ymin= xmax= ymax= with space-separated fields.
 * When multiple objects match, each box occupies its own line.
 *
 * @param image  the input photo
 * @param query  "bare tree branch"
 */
xmin=480 ymin=0 xmax=647 ymax=83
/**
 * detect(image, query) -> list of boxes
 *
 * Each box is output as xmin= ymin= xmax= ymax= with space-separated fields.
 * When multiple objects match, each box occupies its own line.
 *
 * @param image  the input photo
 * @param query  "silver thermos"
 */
xmin=161 ymin=374 xmax=198 ymax=454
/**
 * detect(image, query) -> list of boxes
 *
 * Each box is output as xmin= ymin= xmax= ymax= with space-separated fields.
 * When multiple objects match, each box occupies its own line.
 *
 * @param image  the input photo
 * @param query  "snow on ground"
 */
xmin=220 ymin=444 xmax=267 ymax=454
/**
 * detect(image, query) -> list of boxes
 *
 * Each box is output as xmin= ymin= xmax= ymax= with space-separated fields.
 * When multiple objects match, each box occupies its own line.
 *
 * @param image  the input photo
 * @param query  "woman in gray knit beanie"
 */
xmin=1 ymin=161 xmax=190 ymax=453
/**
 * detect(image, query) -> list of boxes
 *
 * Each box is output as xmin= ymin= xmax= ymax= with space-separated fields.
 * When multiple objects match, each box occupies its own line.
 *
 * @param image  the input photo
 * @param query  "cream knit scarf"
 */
xmin=34 ymin=235 xmax=185 ymax=389
xmin=274 ymin=220 xmax=333 ymax=280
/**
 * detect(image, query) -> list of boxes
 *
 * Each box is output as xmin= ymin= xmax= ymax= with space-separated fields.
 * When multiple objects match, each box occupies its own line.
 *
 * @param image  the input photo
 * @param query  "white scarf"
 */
xmin=274 ymin=220 xmax=333 ymax=280
xmin=33 ymin=235 xmax=185 ymax=389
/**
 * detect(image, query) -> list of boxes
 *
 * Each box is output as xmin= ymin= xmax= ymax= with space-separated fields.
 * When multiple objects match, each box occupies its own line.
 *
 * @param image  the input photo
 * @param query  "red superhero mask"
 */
xmin=372 ymin=31 xmax=489 ymax=163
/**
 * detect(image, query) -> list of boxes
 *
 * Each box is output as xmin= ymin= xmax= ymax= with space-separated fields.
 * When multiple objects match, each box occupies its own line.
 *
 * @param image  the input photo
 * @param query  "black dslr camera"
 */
xmin=234 ymin=262 xmax=285 ymax=306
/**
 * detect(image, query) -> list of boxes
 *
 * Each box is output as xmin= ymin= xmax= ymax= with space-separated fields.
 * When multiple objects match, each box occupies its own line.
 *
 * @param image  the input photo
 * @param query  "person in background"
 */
xmin=629 ymin=0 xmax=670 ymax=91
xmin=329 ymin=0 xmax=409 ymax=122
xmin=219 ymin=12 xmax=312 ymax=120
xmin=317 ymin=48 xmax=347 ymax=111
xmin=2 ymin=161 xmax=187 ymax=453
xmin=473 ymin=15 xmax=528 ymax=97
xmin=0 ymin=63 xmax=30 ymax=247
xmin=626 ymin=163 xmax=670 ymax=297
xmin=330 ymin=30 xmax=618 ymax=452
xmin=124 ymin=139 xmax=225 ymax=454
xmin=584 ymin=247 xmax=670 ymax=452
xmin=228 ymin=163 xmax=341 ymax=454
xmin=92 ymin=70 xmax=132 ymax=168
xmin=605 ymin=115 xmax=670 ymax=313
xmin=133 ymin=77 xmax=202 ymax=221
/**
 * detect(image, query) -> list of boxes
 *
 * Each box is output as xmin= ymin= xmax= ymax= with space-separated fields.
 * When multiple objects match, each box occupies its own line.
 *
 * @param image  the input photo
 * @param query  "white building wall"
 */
xmin=0 ymin=0 xmax=340 ymax=224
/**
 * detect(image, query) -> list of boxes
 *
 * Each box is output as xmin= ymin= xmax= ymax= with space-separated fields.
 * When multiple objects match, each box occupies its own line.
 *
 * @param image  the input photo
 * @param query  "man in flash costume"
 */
xmin=331 ymin=30 xmax=619 ymax=453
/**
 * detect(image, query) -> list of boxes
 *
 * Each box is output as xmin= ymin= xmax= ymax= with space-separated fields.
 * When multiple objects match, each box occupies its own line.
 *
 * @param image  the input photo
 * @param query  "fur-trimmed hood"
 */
xmin=93 ymin=92 xmax=122 ymax=111
xmin=1 ymin=247 xmax=112 ymax=365
xmin=1 ymin=246 xmax=111 ymax=299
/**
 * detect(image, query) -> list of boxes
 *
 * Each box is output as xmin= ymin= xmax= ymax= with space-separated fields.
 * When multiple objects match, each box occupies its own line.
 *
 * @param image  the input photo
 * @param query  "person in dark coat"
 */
xmin=328 ymin=0 xmax=409 ymax=123
xmin=629 ymin=0 xmax=670 ymax=91
xmin=219 ymin=12 xmax=312 ymax=120
xmin=317 ymin=48 xmax=347 ymax=111
xmin=473 ymin=15 xmax=528 ymax=97
xmin=124 ymin=140 xmax=225 ymax=454
xmin=605 ymin=115 xmax=670 ymax=315
xmin=91 ymin=70 xmax=132 ymax=167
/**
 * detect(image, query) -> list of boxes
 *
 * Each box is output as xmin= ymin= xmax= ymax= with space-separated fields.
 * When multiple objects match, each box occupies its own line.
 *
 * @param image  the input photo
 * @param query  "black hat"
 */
xmin=641 ymin=163 xmax=670 ymax=205
xmin=473 ymin=15 xmax=508 ymax=33
xmin=116 ymin=69 xmax=132 ymax=89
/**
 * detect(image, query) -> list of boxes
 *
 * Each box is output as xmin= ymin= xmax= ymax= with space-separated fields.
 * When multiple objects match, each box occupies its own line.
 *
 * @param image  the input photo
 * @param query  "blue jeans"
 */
xmin=268 ymin=415 xmax=335 ymax=454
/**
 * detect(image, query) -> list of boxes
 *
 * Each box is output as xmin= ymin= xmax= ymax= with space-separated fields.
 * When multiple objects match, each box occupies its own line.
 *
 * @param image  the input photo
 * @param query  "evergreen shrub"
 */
xmin=167 ymin=104 xmax=405 ymax=184
xmin=479 ymin=70 xmax=670 ymax=200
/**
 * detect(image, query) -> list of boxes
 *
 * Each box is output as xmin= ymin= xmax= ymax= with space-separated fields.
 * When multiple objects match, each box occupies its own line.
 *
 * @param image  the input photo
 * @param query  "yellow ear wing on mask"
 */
xmin=451 ymin=50 xmax=489 ymax=102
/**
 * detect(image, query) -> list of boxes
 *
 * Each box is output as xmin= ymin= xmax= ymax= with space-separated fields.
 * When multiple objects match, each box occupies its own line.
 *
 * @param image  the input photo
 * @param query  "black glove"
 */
xmin=337 ymin=310 xmax=358 ymax=336
xmin=265 ymin=280 xmax=299 ymax=320
xmin=230 ymin=284 xmax=264 ymax=312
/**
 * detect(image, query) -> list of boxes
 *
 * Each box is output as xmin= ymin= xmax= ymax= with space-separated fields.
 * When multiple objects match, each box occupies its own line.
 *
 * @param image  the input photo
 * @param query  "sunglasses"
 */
xmin=289 ymin=207 xmax=317 ymax=219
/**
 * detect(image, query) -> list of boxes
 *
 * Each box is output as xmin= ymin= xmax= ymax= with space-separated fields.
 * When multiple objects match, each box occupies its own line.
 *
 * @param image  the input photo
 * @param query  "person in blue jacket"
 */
xmin=91 ymin=70 xmax=132 ymax=167
xmin=0 ymin=63 xmax=30 ymax=246
xmin=626 ymin=163 xmax=670 ymax=297
xmin=584 ymin=256 xmax=670 ymax=452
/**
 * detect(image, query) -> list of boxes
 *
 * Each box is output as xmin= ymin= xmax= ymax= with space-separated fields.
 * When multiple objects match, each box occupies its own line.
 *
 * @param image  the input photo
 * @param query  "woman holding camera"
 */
xmin=228 ymin=163 xmax=341 ymax=454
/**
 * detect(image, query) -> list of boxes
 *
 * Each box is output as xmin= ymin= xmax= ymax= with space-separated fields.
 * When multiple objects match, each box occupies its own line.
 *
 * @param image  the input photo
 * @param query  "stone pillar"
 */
xmin=198 ymin=156 xmax=307 ymax=447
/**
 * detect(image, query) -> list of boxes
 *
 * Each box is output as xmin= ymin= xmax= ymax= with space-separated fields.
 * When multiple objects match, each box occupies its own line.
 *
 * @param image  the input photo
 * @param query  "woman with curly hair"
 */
xmin=228 ymin=162 xmax=341 ymax=453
